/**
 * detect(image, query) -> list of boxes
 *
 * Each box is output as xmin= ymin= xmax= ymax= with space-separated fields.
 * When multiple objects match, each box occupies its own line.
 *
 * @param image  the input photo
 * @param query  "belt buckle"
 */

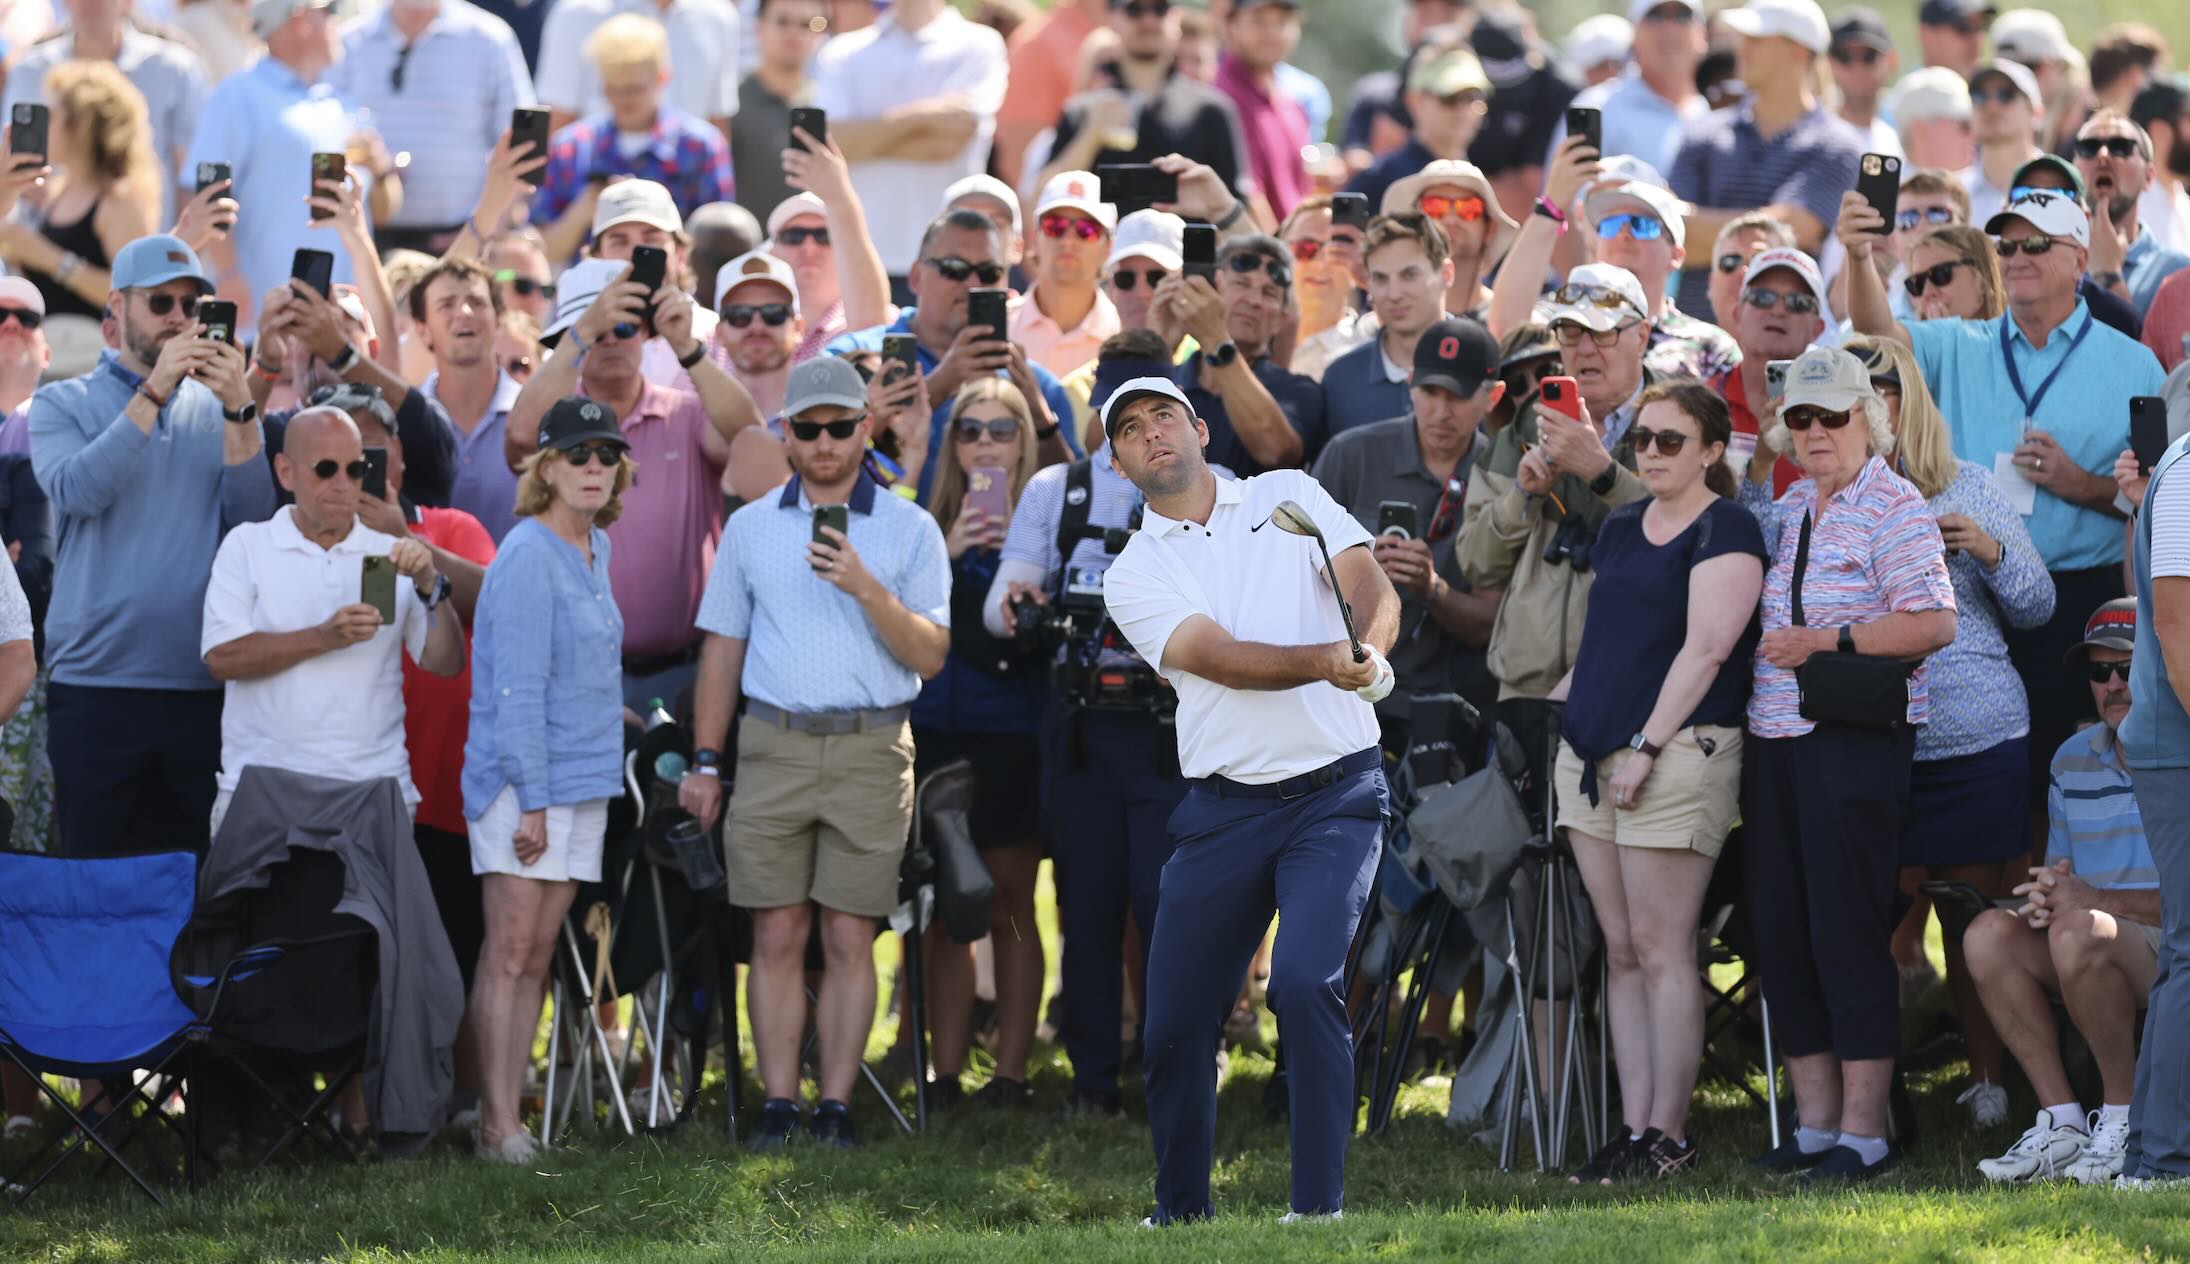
xmin=1277 ymin=781 xmax=1306 ymax=801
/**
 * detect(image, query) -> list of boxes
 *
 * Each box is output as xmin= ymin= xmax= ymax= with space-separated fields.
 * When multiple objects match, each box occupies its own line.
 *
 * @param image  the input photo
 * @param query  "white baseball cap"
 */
xmin=1106 ymin=209 xmax=1184 ymax=271
xmin=1719 ymin=0 xmax=1831 ymax=55
xmin=1780 ymin=345 xmax=1877 ymax=412
xmin=1971 ymin=58 xmax=2043 ymax=109
xmin=1886 ymin=66 xmax=1974 ymax=125
xmin=1595 ymin=154 xmax=1668 ymax=190
xmin=1545 ymin=262 xmax=1650 ymax=332
xmin=1985 ymin=188 xmax=2090 ymax=248
xmin=1626 ymin=0 xmax=1700 ymax=23
xmin=1100 ymin=375 xmax=1196 ymax=439
xmin=765 ymin=191 xmax=828 ymax=239
xmin=941 ymin=173 xmax=1022 ymax=235
xmin=1991 ymin=8 xmax=2078 ymax=68
xmin=1585 ymin=180 xmax=1687 ymax=249
xmin=0 ymin=276 xmax=46 ymax=316
xmin=1035 ymin=170 xmax=1116 ymax=231
xmin=543 ymin=257 xmax=629 ymax=343
xmin=1742 ymin=246 xmax=1828 ymax=297
xmin=1565 ymin=15 xmax=1633 ymax=73
xmin=712 ymin=248 xmax=801 ymax=313
xmin=591 ymin=179 xmax=683 ymax=238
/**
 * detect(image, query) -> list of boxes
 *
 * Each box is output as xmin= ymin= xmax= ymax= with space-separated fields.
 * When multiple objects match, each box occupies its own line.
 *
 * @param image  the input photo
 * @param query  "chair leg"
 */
xmin=1761 ymin=992 xmax=1782 ymax=1151
xmin=541 ymin=976 xmax=563 ymax=1147
xmin=905 ymin=923 xmax=929 ymax=1133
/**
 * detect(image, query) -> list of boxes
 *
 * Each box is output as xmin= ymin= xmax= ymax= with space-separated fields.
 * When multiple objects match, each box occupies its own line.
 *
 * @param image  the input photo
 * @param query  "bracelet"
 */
xmin=469 ymin=214 xmax=492 ymax=242
xmin=688 ymin=766 xmax=720 ymax=778
xmin=136 ymin=382 xmax=169 ymax=410
xmin=1213 ymin=199 xmax=1246 ymax=231
xmin=328 ymin=343 xmax=361 ymax=374
xmin=55 ymin=250 xmax=82 ymax=281
xmin=676 ymin=341 xmax=706 ymax=369
xmin=1033 ymin=420 xmax=1060 ymax=440
xmin=1532 ymin=197 xmax=1568 ymax=233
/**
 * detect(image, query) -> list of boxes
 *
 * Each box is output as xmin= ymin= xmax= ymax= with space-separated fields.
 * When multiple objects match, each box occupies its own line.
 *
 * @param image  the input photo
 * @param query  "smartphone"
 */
xmin=812 ymin=504 xmax=849 ymax=554
xmin=1330 ymin=192 xmax=1370 ymax=233
xmin=362 ymin=447 xmax=389 ymax=501
xmin=627 ymin=244 xmax=667 ymax=332
xmin=2132 ymin=395 xmax=2170 ymax=476
xmin=1538 ymin=375 xmax=1583 ymax=423
xmin=966 ymin=287 xmax=1008 ymax=340
xmin=1096 ymin=163 xmax=1178 ymax=210
xmin=195 ymin=161 xmax=231 ymax=193
xmin=1377 ymin=500 xmax=1420 ymax=540
xmin=197 ymin=299 xmax=237 ymax=346
xmin=789 ymin=106 xmax=827 ymax=153
xmin=7 ymin=103 xmax=46 ymax=158
xmin=360 ymin=555 xmax=397 ymax=625
xmin=510 ymin=107 xmax=550 ymax=163
xmin=1182 ymin=223 xmax=1217 ymax=284
xmin=1856 ymin=152 xmax=1902 ymax=230
xmin=965 ymin=464 xmax=1011 ymax=525
xmin=1764 ymin=358 xmax=1792 ymax=400
xmin=882 ymin=332 xmax=919 ymax=383
xmin=309 ymin=151 xmax=345 ymax=221
xmin=1565 ymin=106 xmax=1602 ymax=157
xmin=291 ymin=248 xmax=335 ymax=298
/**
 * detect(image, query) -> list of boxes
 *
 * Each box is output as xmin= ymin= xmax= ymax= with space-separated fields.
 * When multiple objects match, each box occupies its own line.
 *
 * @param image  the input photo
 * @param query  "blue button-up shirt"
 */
xmin=1907 ymin=300 xmax=2167 ymax=571
xmin=2125 ymin=229 xmax=2190 ymax=321
xmin=462 ymin=517 xmax=625 ymax=817
xmin=184 ymin=56 xmax=363 ymax=337
xmin=27 ymin=351 xmax=277 ymax=690
xmin=697 ymin=471 xmax=950 ymax=712
xmin=427 ymin=370 xmax=523 ymax=542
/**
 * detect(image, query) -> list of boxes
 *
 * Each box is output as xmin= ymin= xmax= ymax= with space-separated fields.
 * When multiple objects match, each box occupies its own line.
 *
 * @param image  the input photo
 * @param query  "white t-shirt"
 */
xmin=1102 ymin=469 xmax=1381 ymax=783
xmin=534 ymin=0 xmax=740 ymax=123
xmin=812 ymin=8 xmax=1008 ymax=274
xmin=201 ymin=507 xmax=432 ymax=804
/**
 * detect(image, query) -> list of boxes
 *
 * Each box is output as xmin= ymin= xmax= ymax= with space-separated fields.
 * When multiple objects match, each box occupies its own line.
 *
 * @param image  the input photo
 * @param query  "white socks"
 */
xmin=1794 ymin=1125 xmax=1837 ymax=1154
xmin=1839 ymin=1132 xmax=1890 ymax=1165
xmin=2044 ymin=1103 xmax=2088 ymax=1132
xmin=2102 ymin=1103 xmax=2131 ymax=1126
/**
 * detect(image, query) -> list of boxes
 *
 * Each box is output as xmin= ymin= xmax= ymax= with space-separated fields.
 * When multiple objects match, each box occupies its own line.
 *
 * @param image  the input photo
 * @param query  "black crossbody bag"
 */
xmin=1789 ymin=511 xmax=1913 ymax=729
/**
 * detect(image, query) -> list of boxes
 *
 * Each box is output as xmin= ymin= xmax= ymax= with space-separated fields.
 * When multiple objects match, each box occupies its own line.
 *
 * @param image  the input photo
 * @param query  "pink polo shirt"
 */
xmin=1008 ymin=285 xmax=1122 ymax=378
xmin=1215 ymin=53 xmax=1310 ymax=220
xmin=600 ymin=380 xmax=727 ymax=657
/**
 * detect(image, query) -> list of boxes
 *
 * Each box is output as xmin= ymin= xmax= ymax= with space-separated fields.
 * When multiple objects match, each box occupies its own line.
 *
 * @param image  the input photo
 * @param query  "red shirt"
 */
xmin=1716 ymin=365 xmax=1801 ymax=496
xmin=403 ymin=506 xmax=497 ymax=835
xmin=1215 ymin=53 xmax=1308 ymax=220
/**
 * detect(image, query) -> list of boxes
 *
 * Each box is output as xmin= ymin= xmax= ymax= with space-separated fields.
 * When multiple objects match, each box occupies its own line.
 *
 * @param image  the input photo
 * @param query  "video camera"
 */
xmin=1008 ymin=562 xmax=1174 ymax=718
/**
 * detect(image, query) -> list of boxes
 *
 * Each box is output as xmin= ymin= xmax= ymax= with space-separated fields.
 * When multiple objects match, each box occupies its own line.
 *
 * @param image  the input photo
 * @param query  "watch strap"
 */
xmin=1838 ymin=624 xmax=1856 ymax=653
xmin=1588 ymin=464 xmax=1619 ymax=496
xmin=676 ymin=341 xmax=707 ymax=369
xmin=1213 ymin=200 xmax=1247 ymax=231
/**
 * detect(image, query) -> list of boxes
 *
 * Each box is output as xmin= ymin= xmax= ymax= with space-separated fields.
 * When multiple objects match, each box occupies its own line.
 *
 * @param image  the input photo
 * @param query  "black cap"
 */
xmin=1918 ymin=0 xmax=1992 ymax=26
xmin=1412 ymin=317 xmax=1498 ymax=397
xmin=539 ymin=397 xmax=627 ymax=453
xmin=1830 ymin=7 xmax=1892 ymax=51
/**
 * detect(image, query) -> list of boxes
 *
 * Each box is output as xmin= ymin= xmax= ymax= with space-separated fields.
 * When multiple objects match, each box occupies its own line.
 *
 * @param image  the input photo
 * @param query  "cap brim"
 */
xmin=1412 ymin=372 xmax=1486 ymax=396
xmin=1102 ymin=386 xmax=1188 ymax=436
xmin=127 ymin=269 xmax=215 ymax=294
xmin=1108 ymin=243 xmax=1183 ymax=271
xmin=542 ymin=429 xmax=628 ymax=453
xmin=1780 ymin=385 xmax=1869 ymax=412
xmin=1546 ymin=305 xmax=1626 ymax=333
xmin=2066 ymin=636 xmax=2136 ymax=663
xmin=788 ymin=392 xmax=872 ymax=417
xmin=1040 ymin=198 xmax=1114 ymax=227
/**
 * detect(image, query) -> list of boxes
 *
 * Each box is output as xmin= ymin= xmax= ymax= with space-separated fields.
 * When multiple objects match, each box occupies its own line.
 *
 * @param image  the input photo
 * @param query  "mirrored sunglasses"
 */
xmin=1417 ymin=193 xmax=1486 ymax=222
xmin=1595 ymin=213 xmax=1664 ymax=242
xmin=1040 ymin=213 xmax=1105 ymax=242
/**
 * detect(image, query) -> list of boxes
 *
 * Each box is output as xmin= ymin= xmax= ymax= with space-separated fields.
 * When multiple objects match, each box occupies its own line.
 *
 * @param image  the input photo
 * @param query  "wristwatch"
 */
xmin=222 ymin=400 xmax=258 ymax=425
xmin=1588 ymin=464 xmax=1619 ymax=497
xmin=1627 ymin=733 xmax=1662 ymax=758
xmin=692 ymin=748 xmax=723 ymax=778
xmin=1213 ymin=200 xmax=1247 ymax=231
xmin=1838 ymin=625 xmax=1857 ymax=653
xmin=675 ymin=341 xmax=707 ymax=369
xmin=420 ymin=572 xmax=451 ymax=611
xmin=1207 ymin=341 xmax=1241 ymax=368
xmin=327 ymin=343 xmax=361 ymax=374
xmin=2092 ymin=270 xmax=2126 ymax=290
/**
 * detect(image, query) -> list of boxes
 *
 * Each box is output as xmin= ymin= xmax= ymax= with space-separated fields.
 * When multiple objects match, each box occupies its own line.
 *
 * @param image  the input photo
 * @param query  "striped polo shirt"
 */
xmin=1668 ymin=101 xmax=1864 ymax=319
xmin=2046 ymin=723 xmax=2157 ymax=890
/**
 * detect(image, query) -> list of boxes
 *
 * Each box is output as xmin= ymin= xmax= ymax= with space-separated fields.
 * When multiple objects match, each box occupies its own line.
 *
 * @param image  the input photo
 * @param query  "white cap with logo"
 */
xmin=1780 ymin=345 xmax=1878 ymax=413
xmin=1035 ymin=170 xmax=1116 ymax=231
xmin=1100 ymin=375 xmax=1196 ymax=439
xmin=1107 ymin=209 xmax=1185 ymax=271
xmin=1719 ymin=0 xmax=1831 ymax=55
xmin=713 ymin=249 xmax=801 ymax=313
xmin=591 ymin=179 xmax=683 ymax=238
xmin=1985 ymin=188 xmax=2090 ymax=248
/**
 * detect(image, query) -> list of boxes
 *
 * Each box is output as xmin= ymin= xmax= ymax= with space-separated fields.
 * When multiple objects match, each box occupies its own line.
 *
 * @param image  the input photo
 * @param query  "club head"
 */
xmin=1268 ymin=500 xmax=1322 ymax=541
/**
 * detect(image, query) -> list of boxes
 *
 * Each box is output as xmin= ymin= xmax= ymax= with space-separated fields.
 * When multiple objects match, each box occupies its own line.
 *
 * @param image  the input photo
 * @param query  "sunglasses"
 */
xmin=1993 ymin=235 xmax=2059 ymax=257
xmin=561 ymin=442 xmax=626 ymax=467
xmin=1551 ymin=320 xmax=1634 ymax=347
xmin=2086 ymin=660 xmax=2132 ymax=683
xmin=1741 ymin=287 xmax=1821 ymax=315
xmin=1903 ymin=259 xmax=1974 ymax=297
xmin=1223 ymin=252 xmax=1291 ymax=289
xmin=724 ymin=302 xmax=792 ymax=327
xmin=788 ymin=416 xmax=864 ymax=441
xmin=776 ymin=225 xmax=830 ymax=247
xmin=1782 ymin=407 xmax=1853 ymax=431
xmin=1714 ymin=253 xmax=1748 ymax=274
xmin=1109 ymin=266 xmax=1168 ymax=291
xmin=1595 ymin=213 xmax=1665 ymax=243
xmin=2074 ymin=136 xmax=2141 ymax=160
xmin=1118 ymin=0 xmax=1168 ymax=16
xmin=926 ymin=256 xmax=1006 ymax=285
xmin=1628 ymin=426 xmax=1691 ymax=455
xmin=493 ymin=270 xmax=555 ymax=299
xmin=953 ymin=417 xmax=1019 ymax=442
xmin=1290 ymin=238 xmax=1325 ymax=261
xmin=0 ymin=306 xmax=40 ymax=330
xmin=1895 ymin=206 xmax=1956 ymax=231
xmin=1970 ymin=86 xmax=2026 ymax=107
xmin=2007 ymin=184 xmax=2060 ymax=204
xmin=312 ymin=458 xmax=369 ymax=481
xmin=140 ymin=292 xmax=200 ymax=317
xmin=1829 ymin=45 xmax=1881 ymax=66
xmin=1551 ymin=283 xmax=1641 ymax=315
xmin=1417 ymin=193 xmax=1485 ymax=222
xmin=1040 ymin=213 xmax=1105 ymax=242
xmin=307 ymin=382 xmax=385 ymax=408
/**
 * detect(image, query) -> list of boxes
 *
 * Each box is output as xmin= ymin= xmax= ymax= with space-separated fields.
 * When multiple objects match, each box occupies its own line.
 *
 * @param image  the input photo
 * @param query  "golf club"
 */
xmin=1268 ymin=499 xmax=1366 ymax=663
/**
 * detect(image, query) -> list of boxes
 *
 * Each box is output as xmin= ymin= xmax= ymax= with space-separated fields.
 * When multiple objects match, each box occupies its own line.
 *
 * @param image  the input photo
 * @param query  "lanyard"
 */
xmin=2000 ymin=308 xmax=2095 ymax=421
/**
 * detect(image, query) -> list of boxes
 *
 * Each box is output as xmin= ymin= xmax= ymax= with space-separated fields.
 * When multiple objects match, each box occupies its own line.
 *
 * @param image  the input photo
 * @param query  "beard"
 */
xmin=2107 ymin=191 xmax=2137 ymax=223
xmin=120 ymin=311 xmax=179 ymax=368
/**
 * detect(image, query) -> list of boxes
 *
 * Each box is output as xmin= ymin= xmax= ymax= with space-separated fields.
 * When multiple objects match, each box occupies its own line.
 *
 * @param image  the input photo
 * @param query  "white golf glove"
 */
xmin=1355 ymin=645 xmax=1395 ymax=703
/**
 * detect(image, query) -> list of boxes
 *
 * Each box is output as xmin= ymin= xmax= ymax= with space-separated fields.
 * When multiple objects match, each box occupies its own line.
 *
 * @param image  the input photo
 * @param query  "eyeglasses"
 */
xmin=1595 ymin=213 xmax=1665 ymax=243
xmin=140 ymin=292 xmax=201 ymax=318
xmin=1039 ymin=213 xmax=1105 ymax=242
xmin=1628 ymin=426 xmax=1690 ymax=455
xmin=1416 ymin=193 xmax=1485 ymax=222
xmin=1970 ymin=86 xmax=2025 ymax=107
xmin=1290 ymin=238 xmax=1324 ymax=261
xmin=2086 ymin=660 xmax=2132 ymax=683
xmin=723 ymin=303 xmax=792 ymax=328
xmin=925 ymin=256 xmax=1006 ymax=285
xmin=1108 ymin=266 xmax=1168 ymax=291
xmin=311 ymin=458 xmax=369 ymax=482
xmin=1550 ymin=320 xmax=1635 ymax=347
xmin=1741 ymin=287 xmax=1821 ymax=315
xmin=1829 ymin=45 xmax=1881 ymax=66
xmin=1222 ymin=252 xmax=1291 ymax=289
xmin=953 ymin=417 xmax=1019 ymax=442
xmin=561 ymin=442 xmax=626 ymax=467
xmin=492 ymin=269 xmax=554 ymax=299
xmin=776 ymin=226 xmax=830 ymax=247
xmin=1118 ymin=0 xmax=1168 ymax=16
xmin=788 ymin=416 xmax=864 ymax=441
xmin=0 ymin=306 xmax=41 ymax=330
xmin=1714 ymin=253 xmax=1747 ymax=274
xmin=1992 ymin=235 xmax=2059 ymax=257
xmin=1782 ymin=407 xmax=1853 ymax=431
xmin=2074 ymin=136 xmax=2141 ymax=160
xmin=1895 ymin=206 xmax=1956 ymax=231
xmin=1903 ymin=259 xmax=1974 ymax=297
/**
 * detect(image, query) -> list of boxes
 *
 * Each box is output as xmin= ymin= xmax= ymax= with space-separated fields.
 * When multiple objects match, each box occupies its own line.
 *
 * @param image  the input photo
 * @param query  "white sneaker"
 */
xmin=1957 ymin=1080 xmax=2011 ymax=1129
xmin=2067 ymin=1113 xmax=2133 ymax=1185
xmin=1279 ymin=1210 xmax=1343 ymax=1225
xmin=474 ymin=1131 xmax=545 ymax=1165
xmin=1976 ymin=1112 xmax=2087 ymax=1183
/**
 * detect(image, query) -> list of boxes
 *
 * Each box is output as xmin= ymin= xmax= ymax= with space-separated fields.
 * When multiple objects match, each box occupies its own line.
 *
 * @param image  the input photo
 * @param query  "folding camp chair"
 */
xmin=0 ymin=850 xmax=203 ymax=1205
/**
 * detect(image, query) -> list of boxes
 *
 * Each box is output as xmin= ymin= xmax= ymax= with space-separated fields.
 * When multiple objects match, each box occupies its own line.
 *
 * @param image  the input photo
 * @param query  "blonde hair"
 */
xmin=1907 ymin=224 xmax=2005 ymax=320
xmin=1845 ymin=335 xmax=1956 ymax=499
xmin=928 ymin=378 xmax=1040 ymax=533
xmin=46 ymin=60 xmax=160 ymax=205
xmin=513 ymin=444 xmax=636 ymax=526
xmin=586 ymin=13 xmax=670 ymax=74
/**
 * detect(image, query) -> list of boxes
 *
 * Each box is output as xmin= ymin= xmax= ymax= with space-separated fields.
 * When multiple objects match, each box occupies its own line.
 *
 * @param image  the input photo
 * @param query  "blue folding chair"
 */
xmin=0 ymin=850 xmax=204 ymax=1205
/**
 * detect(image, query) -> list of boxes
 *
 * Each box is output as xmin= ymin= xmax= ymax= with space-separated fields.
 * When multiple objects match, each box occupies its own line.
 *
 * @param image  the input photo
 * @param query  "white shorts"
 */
xmin=467 ymin=786 xmax=609 ymax=883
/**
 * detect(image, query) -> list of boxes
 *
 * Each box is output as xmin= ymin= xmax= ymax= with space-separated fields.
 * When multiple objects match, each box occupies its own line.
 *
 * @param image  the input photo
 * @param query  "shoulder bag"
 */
xmin=1790 ymin=510 xmax=1913 ymax=729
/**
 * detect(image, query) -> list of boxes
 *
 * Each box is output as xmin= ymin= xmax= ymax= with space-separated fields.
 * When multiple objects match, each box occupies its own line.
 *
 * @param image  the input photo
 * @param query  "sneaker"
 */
xmin=749 ymin=1098 xmax=800 ymax=1153
xmin=1748 ymin=1136 xmax=1837 ymax=1173
xmin=970 ymin=1076 xmax=1031 ymax=1109
xmin=474 ymin=1131 xmax=543 ymax=1165
xmin=2109 ymin=1172 xmax=2185 ymax=1191
xmin=3 ymin=1114 xmax=35 ymax=1141
xmin=1799 ymin=1144 xmax=1896 ymax=1185
xmin=1569 ymin=1130 xmax=1650 ymax=1184
xmin=1957 ymin=1080 xmax=2011 ymax=1129
xmin=1643 ymin=1132 xmax=1699 ymax=1179
xmin=2067 ymin=1113 xmax=2133 ymax=1185
xmin=809 ymin=1100 xmax=859 ymax=1150
xmin=926 ymin=1079 xmax=966 ymax=1110
xmin=1278 ymin=1209 xmax=1343 ymax=1224
xmin=1975 ymin=1112 xmax=2086 ymax=1183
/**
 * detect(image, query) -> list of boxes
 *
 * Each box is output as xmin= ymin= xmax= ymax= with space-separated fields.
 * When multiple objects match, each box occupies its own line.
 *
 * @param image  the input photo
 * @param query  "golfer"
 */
xmin=1099 ymin=376 xmax=1400 ymax=1224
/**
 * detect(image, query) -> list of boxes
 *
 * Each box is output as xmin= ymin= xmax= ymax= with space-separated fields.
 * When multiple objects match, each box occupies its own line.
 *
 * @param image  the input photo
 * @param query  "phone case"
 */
xmin=967 ymin=290 xmax=1007 ymax=339
xmin=965 ymin=465 xmax=1011 ymax=523
xmin=511 ymin=108 xmax=550 ymax=160
xmin=1856 ymin=153 xmax=1901 ymax=226
xmin=812 ymin=506 xmax=848 ymax=547
xmin=309 ymin=153 xmax=344 ymax=221
xmin=361 ymin=556 xmax=397 ymax=625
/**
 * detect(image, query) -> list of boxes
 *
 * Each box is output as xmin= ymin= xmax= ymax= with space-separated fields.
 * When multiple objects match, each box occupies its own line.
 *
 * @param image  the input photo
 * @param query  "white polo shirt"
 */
xmin=1102 ymin=469 xmax=1380 ymax=784
xmin=201 ymin=507 xmax=431 ymax=805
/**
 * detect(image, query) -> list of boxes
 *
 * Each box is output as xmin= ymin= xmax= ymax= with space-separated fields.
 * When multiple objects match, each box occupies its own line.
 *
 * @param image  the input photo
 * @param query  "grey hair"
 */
xmin=1761 ymin=391 xmax=1896 ymax=459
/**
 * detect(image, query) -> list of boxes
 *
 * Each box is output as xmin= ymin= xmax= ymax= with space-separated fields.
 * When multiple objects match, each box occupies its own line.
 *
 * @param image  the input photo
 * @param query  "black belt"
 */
xmin=622 ymin=644 xmax=700 ymax=677
xmin=1195 ymin=746 xmax=1381 ymax=801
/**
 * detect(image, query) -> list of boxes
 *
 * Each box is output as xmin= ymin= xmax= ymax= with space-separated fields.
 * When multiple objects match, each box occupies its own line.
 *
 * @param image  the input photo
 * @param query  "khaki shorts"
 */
xmin=1556 ymin=725 xmax=1744 ymax=859
xmin=724 ymin=717 xmax=915 ymax=917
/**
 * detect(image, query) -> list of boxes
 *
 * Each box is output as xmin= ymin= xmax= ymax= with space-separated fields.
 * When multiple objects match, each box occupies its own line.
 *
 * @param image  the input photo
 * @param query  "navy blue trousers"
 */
xmin=1143 ymin=762 xmax=1387 ymax=1220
